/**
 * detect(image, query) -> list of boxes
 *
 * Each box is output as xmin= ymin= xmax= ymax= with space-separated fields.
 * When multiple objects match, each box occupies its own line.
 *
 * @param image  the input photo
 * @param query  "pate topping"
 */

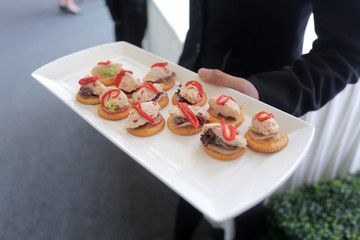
xmin=100 ymin=87 xmax=129 ymax=109
xmin=125 ymin=101 xmax=161 ymax=129
xmin=202 ymin=123 xmax=247 ymax=148
xmin=116 ymin=72 xmax=140 ymax=93
xmin=208 ymin=95 xmax=240 ymax=118
xmin=82 ymin=80 xmax=106 ymax=96
xmin=143 ymin=65 xmax=173 ymax=83
xmin=177 ymin=83 xmax=202 ymax=104
xmin=169 ymin=105 xmax=209 ymax=121
xmin=251 ymin=112 xmax=279 ymax=135
xmin=132 ymin=83 xmax=165 ymax=103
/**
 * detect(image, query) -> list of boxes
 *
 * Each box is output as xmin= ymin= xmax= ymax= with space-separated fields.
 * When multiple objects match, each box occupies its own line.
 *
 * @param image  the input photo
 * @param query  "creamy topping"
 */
xmin=208 ymin=95 xmax=240 ymax=118
xmin=202 ymin=123 xmax=247 ymax=148
xmin=143 ymin=65 xmax=173 ymax=83
xmin=82 ymin=80 xmax=106 ymax=96
xmin=117 ymin=73 xmax=140 ymax=92
xmin=251 ymin=112 xmax=279 ymax=135
xmin=90 ymin=63 xmax=123 ymax=78
xmin=177 ymin=84 xmax=202 ymax=104
xmin=125 ymin=101 xmax=161 ymax=129
xmin=169 ymin=105 xmax=209 ymax=121
xmin=100 ymin=87 xmax=129 ymax=109
xmin=132 ymin=84 xmax=165 ymax=103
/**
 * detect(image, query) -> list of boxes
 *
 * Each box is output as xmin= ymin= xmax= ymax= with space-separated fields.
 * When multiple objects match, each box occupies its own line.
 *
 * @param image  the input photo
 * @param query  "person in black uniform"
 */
xmin=174 ymin=0 xmax=360 ymax=239
xmin=105 ymin=0 xmax=147 ymax=48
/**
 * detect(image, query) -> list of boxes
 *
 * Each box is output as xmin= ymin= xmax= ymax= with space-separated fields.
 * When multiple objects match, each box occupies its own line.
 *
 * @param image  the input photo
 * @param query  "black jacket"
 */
xmin=179 ymin=0 xmax=360 ymax=117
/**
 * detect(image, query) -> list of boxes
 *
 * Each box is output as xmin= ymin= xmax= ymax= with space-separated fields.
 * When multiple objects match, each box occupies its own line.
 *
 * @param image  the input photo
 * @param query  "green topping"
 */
xmin=105 ymin=102 xmax=119 ymax=112
xmin=97 ymin=66 xmax=118 ymax=77
xmin=249 ymin=126 xmax=262 ymax=135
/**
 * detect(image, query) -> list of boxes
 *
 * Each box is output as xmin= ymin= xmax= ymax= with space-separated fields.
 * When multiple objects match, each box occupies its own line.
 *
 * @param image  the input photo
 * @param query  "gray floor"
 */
xmin=0 ymin=1 xmax=215 ymax=239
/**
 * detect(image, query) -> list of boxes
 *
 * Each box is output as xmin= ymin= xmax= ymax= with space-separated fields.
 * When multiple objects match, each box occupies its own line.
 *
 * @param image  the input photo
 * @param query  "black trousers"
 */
xmin=173 ymin=197 xmax=267 ymax=240
xmin=105 ymin=0 xmax=147 ymax=47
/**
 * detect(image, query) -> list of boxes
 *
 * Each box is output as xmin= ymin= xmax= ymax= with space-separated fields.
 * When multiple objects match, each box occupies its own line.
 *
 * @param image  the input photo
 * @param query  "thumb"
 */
xmin=198 ymin=68 xmax=229 ymax=86
xmin=198 ymin=68 xmax=259 ymax=99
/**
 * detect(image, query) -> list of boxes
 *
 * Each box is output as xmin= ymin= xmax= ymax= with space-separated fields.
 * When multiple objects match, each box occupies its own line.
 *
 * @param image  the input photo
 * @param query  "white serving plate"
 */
xmin=32 ymin=42 xmax=314 ymax=222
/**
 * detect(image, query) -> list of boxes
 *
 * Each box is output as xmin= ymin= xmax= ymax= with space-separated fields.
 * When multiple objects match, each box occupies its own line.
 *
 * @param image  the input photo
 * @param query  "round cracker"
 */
xmin=167 ymin=116 xmax=203 ymax=135
xmin=171 ymin=92 xmax=207 ymax=107
xmin=97 ymin=104 xmax=131 ymax=120
xmin=157 ymin=95 xmax=169 ymax=109
xmin=207 ymin=108 xmax=244 ymax=127
xmin=162 ymin=77 xmax=175 ymax=91
xmin=98 ymin=77 xmax=115 ymax=86
xmin=244 ymin=130 xmax=289 ymax=153
xmin=76 ymin=92 xmax=100 ymax=105
xmin=203 ymin=145 xmax=246 ymax=161
xmin=126 ymin=115 xmax=165 ymax=137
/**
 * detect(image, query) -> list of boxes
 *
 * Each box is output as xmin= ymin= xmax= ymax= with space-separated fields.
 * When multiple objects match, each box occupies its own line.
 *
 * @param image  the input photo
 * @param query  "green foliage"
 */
xmin=256 ymin=172 xmax=360 ymax=240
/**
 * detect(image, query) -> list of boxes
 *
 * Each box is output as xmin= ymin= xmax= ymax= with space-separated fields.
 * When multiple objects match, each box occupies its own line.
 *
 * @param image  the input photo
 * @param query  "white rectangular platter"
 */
xmin=32 ymin=42 xmax=314 ymax=222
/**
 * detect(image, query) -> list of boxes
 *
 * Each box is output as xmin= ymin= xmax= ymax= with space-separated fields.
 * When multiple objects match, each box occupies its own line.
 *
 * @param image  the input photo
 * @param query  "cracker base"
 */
xmin=167 ymin=116 xmax=203 ymax=135
xmin=158 ymin=96 xmax=169 ymax=109
xmin=207 ymin=108 xmax=244 ymax=127
xmin=203 ymin=145 xmax=246 ymax=160
xmin=97 ymin=104 xmax=131 ymax=120
xmin=76 ymin=92 xmax=100 ymax=105
xmin=162 ymin=77 xmax=175 ymax=91
xmin=126 ymin=115 xmax=165 ymax=137
xmin=245 ymin=130 xmax=289 ymax=152
xmin=98 ymin=77 xmax=115 ymax=86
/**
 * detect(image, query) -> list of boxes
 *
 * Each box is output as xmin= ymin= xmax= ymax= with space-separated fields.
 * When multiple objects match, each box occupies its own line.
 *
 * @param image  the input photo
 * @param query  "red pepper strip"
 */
xmin=138 ymin=82 xmax=159 ymax=94
xmin=78 ymin=76 xmax=99 ymax=85
xmin=221 ymin=118 xmax=238 ymax=141
xmin=101 ymin=89 xmax=121 ymax=107
xmin=98 ymin=60 xmax=111 ymax=65
xmin=114 ymin=69 xmax=133 ymax=87
xmin=177 ymin=102 xmax=199 ymax=127
xmin=216 ymin=95 xmax=236 ymax=105
xmin=151 ymin=62 xmax=168 ymax=68
xmin=256 ymin=111 xmax=274 ymax=122
xmin=185 ymin=80 xmax=203 ymax=97
xmin=133 ymin=102 xmax=154 ymax=123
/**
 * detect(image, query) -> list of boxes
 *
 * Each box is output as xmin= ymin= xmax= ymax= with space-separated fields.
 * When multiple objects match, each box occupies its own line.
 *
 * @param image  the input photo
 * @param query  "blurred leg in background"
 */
xmin=59 ymin=0 xmax=80 ymax=14
xmin=105 ymin=0 xmax=147 ymax=48
xmin=173 ymin=197 xmax=204 ymax=240
xmin=173 ymin=197 xmax=267 ymax=240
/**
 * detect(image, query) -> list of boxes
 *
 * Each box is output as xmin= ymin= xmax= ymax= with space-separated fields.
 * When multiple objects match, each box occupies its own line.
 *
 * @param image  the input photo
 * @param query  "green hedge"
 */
xmin=256 ymin=172 xmax=360 ymax=240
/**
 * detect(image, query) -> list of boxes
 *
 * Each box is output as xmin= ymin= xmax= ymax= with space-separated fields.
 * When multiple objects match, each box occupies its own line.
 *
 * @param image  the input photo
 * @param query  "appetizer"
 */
xmin=143 ymin=62 xmax=176 ymax=91
xmin=90 ymin=60 xmax=123 ymax=86
xmin=76 ymin=76 xmax=105 ymax=105
xmin=114 ymin=69 xmax=140 ymax=97
xmin=97 ymin=87 xmax=131 ymax=120
xmin=244 ymin=111 xmax=289 ymax=152
xmin=207 ymin=95 xmax=244 ymax=127
xmin=172 ymin=80 xmax=207 ymax=107
xmin=167 ymin=102 xmax=210 ymax=135
xmin=132 ymin=82 xmax=169 ymax=109
xmin=125 ymin=101 xmax=165 ymax=137
xmin=200 ymin=119 xmax=247 ymax=160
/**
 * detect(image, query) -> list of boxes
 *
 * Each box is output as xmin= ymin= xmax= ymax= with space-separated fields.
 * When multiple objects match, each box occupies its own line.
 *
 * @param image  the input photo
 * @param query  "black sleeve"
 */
xmin=248 ymin=0 xmax=360 ymax=117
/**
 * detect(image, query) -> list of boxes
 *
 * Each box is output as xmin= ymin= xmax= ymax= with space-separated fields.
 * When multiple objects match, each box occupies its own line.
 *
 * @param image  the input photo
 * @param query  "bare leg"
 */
xmin=59 ymin=0 xmax=80 ymax=14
